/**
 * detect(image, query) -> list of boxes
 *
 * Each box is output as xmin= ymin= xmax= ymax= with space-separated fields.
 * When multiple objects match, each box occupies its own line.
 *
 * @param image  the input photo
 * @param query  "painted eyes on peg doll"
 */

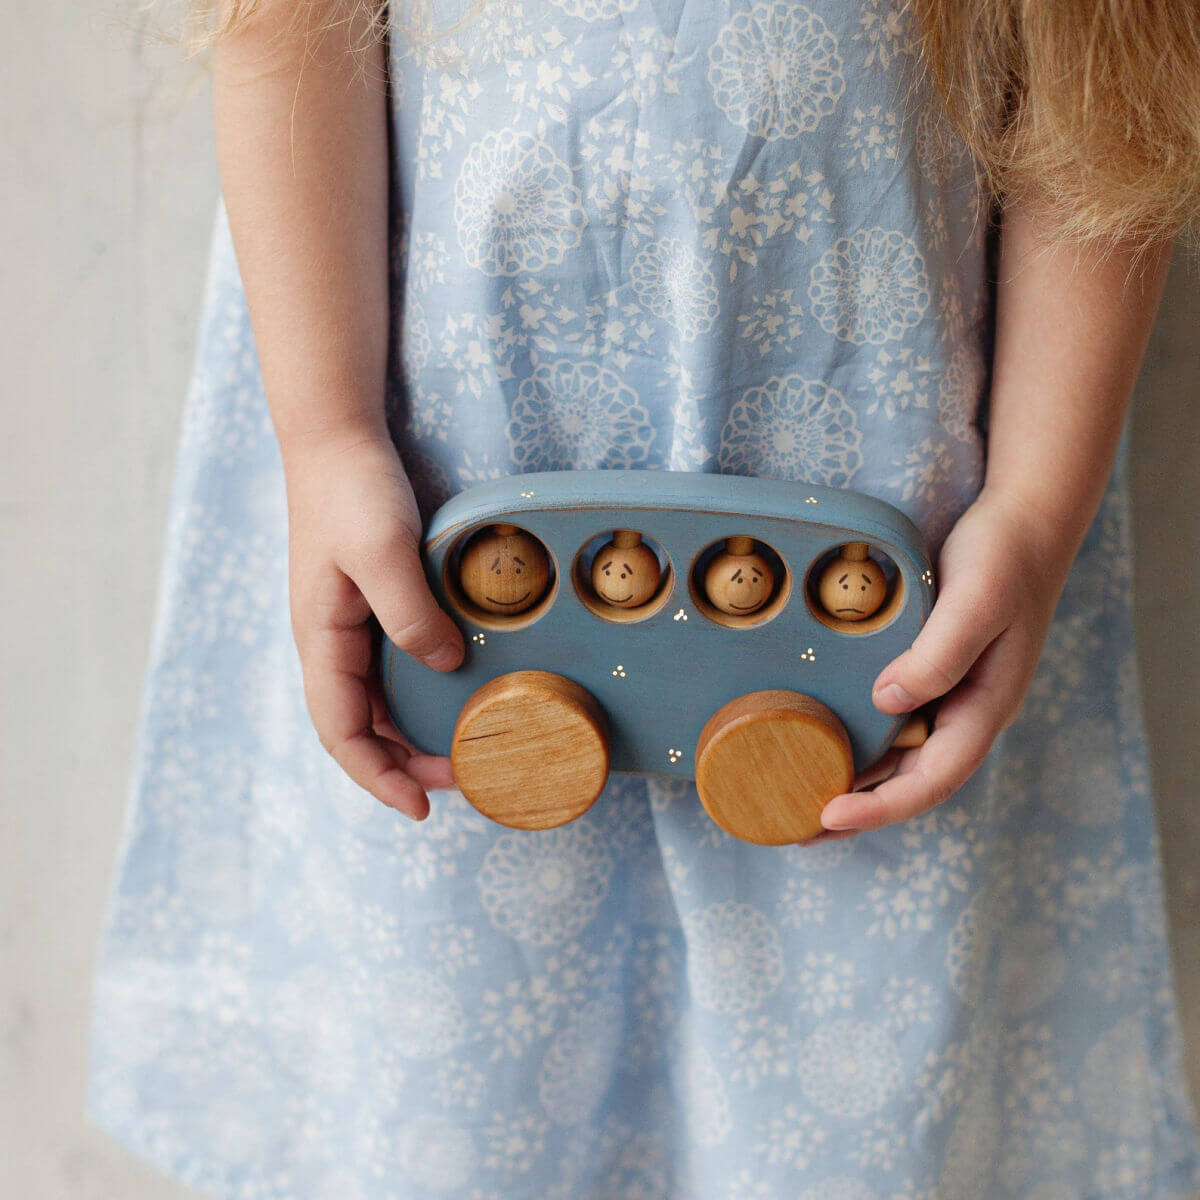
xmin=590 ymin=530 xmax=662 ymax=609
xmin=703 ymin=536 xmax=775 ymax=616
xmin=458 ymin=524 xmax=551 ymax=615
xmin=815 ymin=542 xmax=888 ymax=621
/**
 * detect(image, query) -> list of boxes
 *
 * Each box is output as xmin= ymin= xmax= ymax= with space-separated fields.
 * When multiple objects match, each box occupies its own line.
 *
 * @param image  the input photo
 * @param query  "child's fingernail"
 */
xmin=874 ymin=682 xmax=916 ymax=712
xmin=820 ymin=801 xmax=859 ymax=830
xmin=820 ymin=804 xmax=860 ymax=831
xmin=422 ymin=643 xmax=461 ymax=671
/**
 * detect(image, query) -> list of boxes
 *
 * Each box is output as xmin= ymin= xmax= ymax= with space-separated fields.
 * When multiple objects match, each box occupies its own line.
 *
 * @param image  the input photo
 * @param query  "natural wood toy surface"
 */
xmin=590 ymin=530 xmax=662 ymax=609
xmin=695 ymin=690 xmax=854 ymax=844
xmin=458 ymin=524 xmax=551 ymax=615
xmin=703 ymin=536 xmax=775 ymax=616
xmin=450 ymin=670 xmax=610 ymax=829
xmin=387 ymin=472 xmax=937 ymax=841
xmin=816 ymin=542 xmax=888 ymax=622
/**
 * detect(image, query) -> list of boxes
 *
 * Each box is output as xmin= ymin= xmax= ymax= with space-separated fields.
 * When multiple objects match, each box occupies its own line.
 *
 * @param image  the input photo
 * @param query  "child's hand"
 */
xmin=816 ymin=487 xmax=1072 ymax=838
xmin=283 ymin=430 xmax=465 ymax=820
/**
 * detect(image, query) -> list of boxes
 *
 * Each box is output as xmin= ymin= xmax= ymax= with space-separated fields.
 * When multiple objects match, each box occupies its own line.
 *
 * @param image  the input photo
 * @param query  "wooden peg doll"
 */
xmin=816 ymin=542 xmax=887 ymax=621
xmin=703 ymin=536 xmax=774 ymax=616
xmin=590 ymin=530 xmax=662 ymax=609
xmin=459 ymin=524 xmax=551 ymax=615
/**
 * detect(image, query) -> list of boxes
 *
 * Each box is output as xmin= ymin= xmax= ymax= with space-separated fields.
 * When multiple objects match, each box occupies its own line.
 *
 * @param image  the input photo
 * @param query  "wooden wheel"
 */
xmin=892 ymin=712 xmax=929 ymax=749
xmin=695 ymin=690 xmax=853 ymax=845
xmin=450 ymin=671 xmax=610 ymax=830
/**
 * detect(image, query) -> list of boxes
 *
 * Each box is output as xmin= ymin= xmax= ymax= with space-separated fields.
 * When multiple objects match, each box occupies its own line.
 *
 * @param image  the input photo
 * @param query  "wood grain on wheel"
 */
xmin=451 ymin=670 xmax=610 ymax=830
xmin=695 ymin=690 xmax=853 ymax=845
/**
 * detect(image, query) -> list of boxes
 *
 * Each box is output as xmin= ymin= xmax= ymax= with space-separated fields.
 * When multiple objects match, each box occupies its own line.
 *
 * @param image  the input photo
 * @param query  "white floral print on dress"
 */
xmin=507 ymin=358 xmax=657 ymax=471
xmin=708 ymin=2 xmax=845 ymax=140
xmin=809 ymin=227 xmax=931 ymax=344
xmin=376 ymin=967 xmax=468 ymax=1060
xmin=397 ymin=1115 xmax=479 ymax=1191
xmin=629 ymin=236 xmax=721 ymax=341
xmin=476 ymin=822 xmax=614 ymax=946
xmin=398 ymin=294 xmax=431 ymax=376
xmin=994 ymin=921 xmax=1069 ymax=1015
xmin=796 ymin=1018 xmax=904 ymax=1117
xmin=798 ymin=1180 xmax=878 ymax=1200
xmin=454 ymin=130 xmax=587 ymax=276
xmin=550 ymin=0 xmax=637 ymax=21
xmin=684 ymin=900 xmax=784 ymax=1014
xmin=536 ymin=996 xmax=623 ymax=1125
xmin=679 ymin=1046 xmax=733 ymax=1147
xmin=1041 ymin=715 xmax=1126 ymax=826
xmin=718 ymin=373 xmax=862 ymax=485
xmin=938 ymin=342 xmax=986 ymax=441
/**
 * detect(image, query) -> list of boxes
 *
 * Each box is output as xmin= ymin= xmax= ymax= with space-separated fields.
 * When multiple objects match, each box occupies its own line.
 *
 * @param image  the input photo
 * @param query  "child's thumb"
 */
xmin=871 ymin=582 xmax=1004 ymax=713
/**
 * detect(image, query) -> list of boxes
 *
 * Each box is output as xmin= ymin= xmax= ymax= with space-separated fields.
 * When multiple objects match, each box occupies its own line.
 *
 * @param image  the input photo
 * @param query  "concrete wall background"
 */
xmin=1 ymin=6 xmax=1196 ymax=1197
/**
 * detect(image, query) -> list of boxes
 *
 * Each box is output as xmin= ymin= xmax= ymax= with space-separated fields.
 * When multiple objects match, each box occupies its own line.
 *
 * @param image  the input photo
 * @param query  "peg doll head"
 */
xmin=816 ymin=542 xmax=887 ymax=621
xmin=590 ymin=530 xmax=661 ymax=609
xmin=459 ymin=524 xmax=551 ymax=615
xmin=703 ymin=536 xmax=775 ymax=616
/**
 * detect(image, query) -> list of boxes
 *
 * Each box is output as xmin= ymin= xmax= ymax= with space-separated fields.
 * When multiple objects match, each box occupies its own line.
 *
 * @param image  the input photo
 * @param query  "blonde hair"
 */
xmin=185 ymin=0 xmax=386 ymax=53
xmin=914 ymin=0 xmax=1200 ymax=252
xmin=183 ymin=0 xmax=473 ymax=56
xmin=191 ymin=0 xmax=1200 ymax=250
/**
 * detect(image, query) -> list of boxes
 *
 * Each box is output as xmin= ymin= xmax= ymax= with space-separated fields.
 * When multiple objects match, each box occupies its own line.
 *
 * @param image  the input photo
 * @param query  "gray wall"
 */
xmin=2 ymin=7 xmax=1196 ymax=1198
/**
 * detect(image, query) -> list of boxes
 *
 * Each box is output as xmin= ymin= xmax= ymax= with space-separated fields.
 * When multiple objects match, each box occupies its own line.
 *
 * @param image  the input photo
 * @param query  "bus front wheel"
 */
xmin=451 ymin=670 xmax=611 ymax=830
xmin=695 ymin=690 xmax=854 ymax=845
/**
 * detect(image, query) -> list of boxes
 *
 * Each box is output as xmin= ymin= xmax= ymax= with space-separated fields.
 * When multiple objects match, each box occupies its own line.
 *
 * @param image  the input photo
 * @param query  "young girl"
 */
xmin=91 ymin=0 xmax=1200 ymax=1196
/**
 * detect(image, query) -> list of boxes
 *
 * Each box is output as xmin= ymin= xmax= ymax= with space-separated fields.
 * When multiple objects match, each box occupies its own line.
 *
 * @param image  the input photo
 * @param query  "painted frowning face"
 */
xmin=459 ymin=525 xmax=551 ymax=615
xmin=704 ymin=547 xmax=775 ymax=616
xmin=817 ymin=551 xmax=888 ymax=621
xmin=591 ymin=539 xmax=661 ymax=608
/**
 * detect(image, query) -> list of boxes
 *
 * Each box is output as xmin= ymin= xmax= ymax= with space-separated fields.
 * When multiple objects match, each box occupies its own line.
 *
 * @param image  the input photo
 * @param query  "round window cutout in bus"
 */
xmin=804 ymin=541 xmax=905 ymax=635
xmin=444 ymin=523 xmax=558 ymax=631
xmin=688 ymin=536 xmax=791 ymax=629
xmin=572 ymin=528 xmax=674 ymax=624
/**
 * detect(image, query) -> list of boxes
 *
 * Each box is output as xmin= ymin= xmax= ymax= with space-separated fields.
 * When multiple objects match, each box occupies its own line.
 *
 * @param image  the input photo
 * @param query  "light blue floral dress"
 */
xmin=91 ymin=2 xmax=1200 ymax=1197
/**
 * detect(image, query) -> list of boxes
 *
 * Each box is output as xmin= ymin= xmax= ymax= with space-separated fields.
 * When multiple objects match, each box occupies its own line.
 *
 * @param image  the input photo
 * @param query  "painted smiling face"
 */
xmin=817 ymin=542 xmax=888 ymax=622
xmin=459 ymin=524 xmax=551 ymax=615
xmin=704 ymin=537 xmax=775 ymax=616
xmin=591 ymin=530 xmax=661 ymax=609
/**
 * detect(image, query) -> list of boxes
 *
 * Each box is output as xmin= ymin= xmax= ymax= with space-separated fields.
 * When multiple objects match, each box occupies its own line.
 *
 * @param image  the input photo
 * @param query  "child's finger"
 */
xmin=296 ymin=599 xmax=432 ymax=819
xmin=871 ymin=579 xmax=1007 ymax=713
xmin=307 ymin=663 xmax=432 ymax=820
xmin=346 ymin=528 xmax=465 ymax=672
xmin=850 ymin=747 xmax=904 ymax=791
xmin=798 ymin=743 xmax=921 ymax=846
xmin=405 ymin=752 xmax=456 ymax=791
xmin=821 ymin=634 xmax=1026 ymax=831
xmin=364 ymin=660 xmax=456 ymax=789
xmin=795 ymin=828 xmax=860 ymax=847
xmin=365 ymin=672 xmax=411 ymax=744
xmin=819 ymin=692 xmax=993 ymax=831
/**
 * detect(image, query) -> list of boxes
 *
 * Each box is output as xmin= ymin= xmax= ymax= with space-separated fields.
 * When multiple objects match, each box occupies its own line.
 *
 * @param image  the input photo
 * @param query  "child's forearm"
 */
xmin=982 ymin=205 xmax=1173 ymax=563
xmin=213 ymin=0 xmax=390 ymax=461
